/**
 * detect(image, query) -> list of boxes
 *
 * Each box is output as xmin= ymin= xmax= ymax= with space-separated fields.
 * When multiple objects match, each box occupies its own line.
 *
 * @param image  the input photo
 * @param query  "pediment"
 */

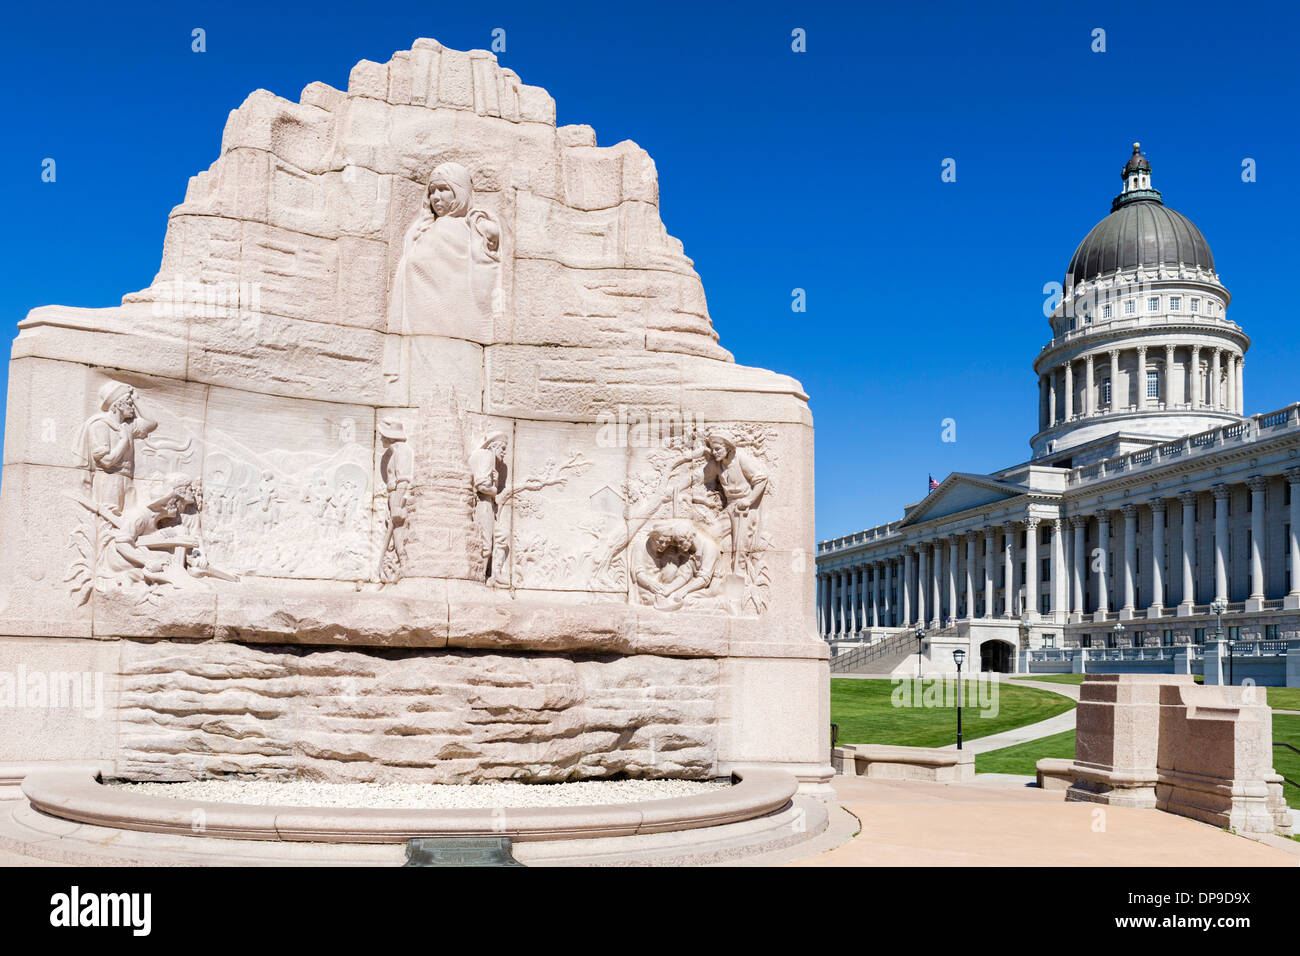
xmin=900 ymin=473 xmax=1027 ymax=527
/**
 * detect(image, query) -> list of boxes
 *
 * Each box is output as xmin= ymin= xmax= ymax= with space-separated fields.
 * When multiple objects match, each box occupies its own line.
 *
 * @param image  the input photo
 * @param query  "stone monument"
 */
xmin=1061 ymin=675 xmax=1291 ymax=835
xmin=0 ymin=40 xmax=831 ymax=791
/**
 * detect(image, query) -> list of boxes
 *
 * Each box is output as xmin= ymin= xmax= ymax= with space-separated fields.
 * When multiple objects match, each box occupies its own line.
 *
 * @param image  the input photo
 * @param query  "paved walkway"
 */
xmin=936 ymin=678 xmax=1079 ymax=755
xmin=834 ymin=673 xmax=1082 ymax=757
xmin=790 ymin=776 xmax=1298 ymax=867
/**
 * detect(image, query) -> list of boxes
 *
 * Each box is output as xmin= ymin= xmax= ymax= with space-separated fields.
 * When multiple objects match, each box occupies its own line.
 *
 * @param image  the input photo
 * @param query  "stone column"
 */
xmin=916 ymin=547 xmax=928 ymax=629
xmin=1048 ymin=369 xmax=1057 ymax=426
xmin=983 ymin=528 xmax=995 ymax=618
xmin=1136 ymin=346 xmax=1148 ymax=410
xmin=1051 ymin=516 xmax=1066 ymax=623
xmin=1063 ymin=361 xmax=1074 ymax=420
xmin=859 ymin=566 xmax=869 ymax=632
xmin=1287 ymin=470 xmax=1300 ymax=610
xmin=1149 ymin=498 xmax=1166 ymax=615
xmin=1164 ymin=344 xmax=1175 ymax=407
xmin=1070 ymin=515 xmax=1086 ymax=622
xmin=1213 ymin=483 xmax=1230 ymax=602
xmin=946 ymin=535 xmax=959 ymax=623
xmin=846 ymin=567 xmax=857 ymax=635
xmin=965 ymin=533 xmax=976 ymax=619
xmin=1226 ymin=355 xmax=1237 ymax=413
xmin=931 ymin=541 xmax=942 ymax=628
xmin=902 ymin=547 xmax=914 ymax=626
xmin=827 ymin=571 xmax=837 ymax=635
xmin=1237 ymin=357 xmax=1245 ymax=413
xmin=1108 ymin=348 xmax=1120 ymax=408
xmin=1025 ymin=515 xmax=1041 ymax=621
xmin=856 ymin=566 xmax=866 ymax=632
xmin=837 ymin=567 xmax=847 ymax=634
xmin=816 ymin=573 xmax=826 ymax=636
xmin=1179 ymin=491 xmax=1197 ymax=612
xmin=1095 ymin=509 xmax=1110 ymax=619
xmin=1002 ymin=522 xmax=1016 ymax=618
xmin=1085 ymin=354 xmax=1095 ymax=416
xmin=884 ymin=560 xmax=894 ymax=627
xmin=1190 ymin=345 xmax=1201 ymax=408
xmin=840 ymin=569 xmax=851 ymax=635
xmin=1121 ymin=504 xmax=1138 ymax=617
xmin=1247 ymin=476 xmax=1267 ymax=610
xmin=871 ymin=563 xmax=881 ymax=628
xmin=1211 ymin=349 xmax=1222 ymax=409
xmin=824 ymin=571 xmax=835 ymax=635
xmin=1038 ymin=375 xmax=1048 ymax=430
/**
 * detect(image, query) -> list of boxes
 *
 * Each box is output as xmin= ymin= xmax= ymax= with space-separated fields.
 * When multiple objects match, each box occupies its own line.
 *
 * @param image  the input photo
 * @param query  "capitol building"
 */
xmin=818 ymin=144 xmax=1300 ymax=673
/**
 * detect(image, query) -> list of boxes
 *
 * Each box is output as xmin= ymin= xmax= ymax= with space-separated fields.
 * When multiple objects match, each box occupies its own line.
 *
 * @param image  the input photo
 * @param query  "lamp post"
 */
xmin=1112 ymin=620 xmax=1125 ymax=650
xmin=952 ymin=648 xmax=966 ymax=750
xmin=1210 ymin=597 xmax=1229 ymax=683
xmin=914 ymin=624 xmax=926 ymax=681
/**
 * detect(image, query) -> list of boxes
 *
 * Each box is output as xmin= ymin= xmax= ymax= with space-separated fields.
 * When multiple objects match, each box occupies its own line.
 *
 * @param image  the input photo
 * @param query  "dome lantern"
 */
xmin=1112 ymin=142 xmax=1161 ymax=211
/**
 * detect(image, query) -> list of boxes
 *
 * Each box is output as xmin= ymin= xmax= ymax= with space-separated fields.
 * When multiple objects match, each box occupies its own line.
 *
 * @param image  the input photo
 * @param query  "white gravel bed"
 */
xmin=107 ymin=778 xmax=731 ymax=809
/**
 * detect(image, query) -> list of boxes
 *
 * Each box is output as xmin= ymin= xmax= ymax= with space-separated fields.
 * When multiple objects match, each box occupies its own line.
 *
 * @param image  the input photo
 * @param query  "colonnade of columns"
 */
xmin=817 ymin=468 xmax=1300 ymax=639
xmin=818 ymin=521 xmax=1035 ymax=638
xmin=1037 ymin=344 xmax=1244 ymax=431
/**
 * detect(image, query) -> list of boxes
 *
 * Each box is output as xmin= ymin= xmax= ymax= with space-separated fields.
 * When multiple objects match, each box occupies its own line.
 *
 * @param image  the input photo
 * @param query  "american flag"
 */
xmin=928 ymin=474 xmax=939 ymax=492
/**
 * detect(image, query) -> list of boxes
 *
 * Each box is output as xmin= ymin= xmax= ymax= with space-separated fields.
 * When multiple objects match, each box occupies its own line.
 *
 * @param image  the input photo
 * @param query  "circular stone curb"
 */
xmin=22 ymin=768 xmax=797 ymax=844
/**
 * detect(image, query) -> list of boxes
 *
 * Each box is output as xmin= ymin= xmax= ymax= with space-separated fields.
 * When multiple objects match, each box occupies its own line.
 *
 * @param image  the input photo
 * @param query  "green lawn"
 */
xmin=976 ymin=729 xmax=1076 ymax=775
xmin=1268 ymin=688 xmax=1300 ymax=711
xmin=1274 ymin=714 xmax=1300 ymax=810
xmin=830 ymin=678 xmax=1075 ymax=749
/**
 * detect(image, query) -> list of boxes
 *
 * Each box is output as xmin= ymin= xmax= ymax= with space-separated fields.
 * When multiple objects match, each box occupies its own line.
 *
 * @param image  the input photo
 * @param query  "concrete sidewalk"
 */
xmin=937 ymin=679 xmax=1079 ymax=754
xmin=789 ymin=776 xmax=1298 ymax=867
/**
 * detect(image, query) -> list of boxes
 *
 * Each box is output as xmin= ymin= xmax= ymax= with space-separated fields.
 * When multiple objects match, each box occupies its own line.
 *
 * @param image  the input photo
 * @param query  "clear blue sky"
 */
xmin=2 ymin=0 xmax=1297 ymax=542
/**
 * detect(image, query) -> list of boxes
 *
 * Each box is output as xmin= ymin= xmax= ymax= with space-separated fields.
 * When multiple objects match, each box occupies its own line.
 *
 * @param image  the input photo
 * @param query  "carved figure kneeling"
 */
xmin=633 ymin=519 xmax=721 ymax=611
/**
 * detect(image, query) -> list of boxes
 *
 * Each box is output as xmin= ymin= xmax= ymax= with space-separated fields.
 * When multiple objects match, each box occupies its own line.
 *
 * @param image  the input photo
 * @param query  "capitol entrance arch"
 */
xmin=980 ymin=639 xmax=1014 ymax=674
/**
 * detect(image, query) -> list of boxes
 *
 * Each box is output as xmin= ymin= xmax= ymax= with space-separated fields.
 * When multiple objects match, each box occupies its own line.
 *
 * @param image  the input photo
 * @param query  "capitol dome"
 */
xmin=1066 ymin=199 xmax=1215 ymax=288
xmin=1030 ymin=144 xmax=1247 ymax=466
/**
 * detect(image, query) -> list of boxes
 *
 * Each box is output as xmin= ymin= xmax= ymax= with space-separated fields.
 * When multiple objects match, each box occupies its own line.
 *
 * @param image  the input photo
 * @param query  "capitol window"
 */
xmin=1146 ymin=369 xmax=1159 ymax=398
xmin=1147 ymin=296 xmax=1159 ymax=311
xmin=1169 ymin=296 xmax=1181 ymax=310
xmin=1101 ymin=377 xmax=1112 ymax=405
xmin=1190 ymin=298 xmax=1200 ymax=313
xmin=1124 ymin=300 xmax=1136 ymax=316
xmin=1102 ymin=303 xmax=1112 ymax=319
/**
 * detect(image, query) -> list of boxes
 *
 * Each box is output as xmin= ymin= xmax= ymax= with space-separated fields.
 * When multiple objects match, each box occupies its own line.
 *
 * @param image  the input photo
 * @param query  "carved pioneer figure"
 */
xmin=72 ymin=380 xmax=158 ymax=515
xmin=678 ymin=430 xmax=769 ymax=573
xmin=388 ymin=161 xmax=501 ymax=337
xmin=469 ymin=430 xmax=509 ymax=581
xmin=69 ymin=471 xmax=236 ymax=596
xmin=251 ymin=470 xmax=283 ymax=532
xmin=633 ymin=519 xmax=722 ymax=611
xmin=377 ymin=418 xmax=415 ymax=582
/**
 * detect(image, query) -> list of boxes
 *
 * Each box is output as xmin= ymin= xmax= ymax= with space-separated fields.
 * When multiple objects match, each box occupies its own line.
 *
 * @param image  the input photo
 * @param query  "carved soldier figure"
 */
xmin=377 ymin=418 xmax=415 ymax=581
xmin=72 ymin=380 xmax=158 ymax=515
xmin=468 ymin=430 xmax=509 ymax=581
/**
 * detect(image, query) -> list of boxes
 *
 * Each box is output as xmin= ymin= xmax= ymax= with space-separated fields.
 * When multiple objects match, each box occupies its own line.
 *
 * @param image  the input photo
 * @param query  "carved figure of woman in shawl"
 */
xmin=388 ymin=162 xmax=501 ymax=339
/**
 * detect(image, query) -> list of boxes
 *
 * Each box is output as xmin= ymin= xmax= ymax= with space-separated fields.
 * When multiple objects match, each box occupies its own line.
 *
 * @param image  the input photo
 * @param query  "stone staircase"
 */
xmin=829 ymin=626 xmax=961 ymax=675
